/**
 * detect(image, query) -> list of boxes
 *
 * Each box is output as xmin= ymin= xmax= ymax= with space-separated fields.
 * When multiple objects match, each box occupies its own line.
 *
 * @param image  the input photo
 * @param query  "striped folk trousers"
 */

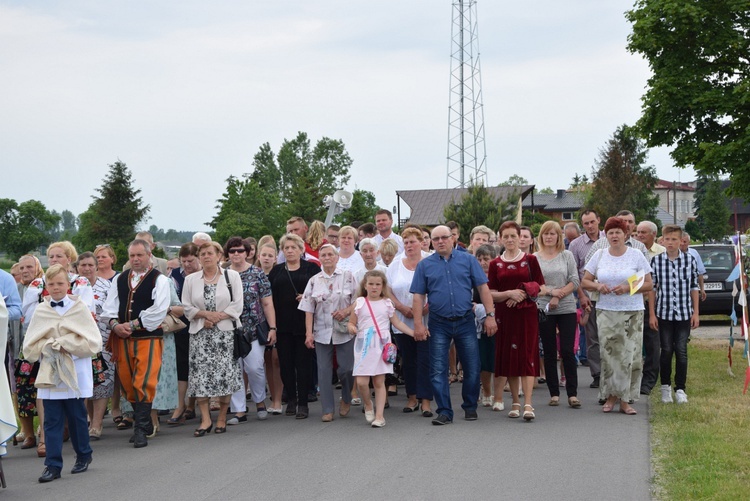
xmin=117 ymin=337 xmax=163 ymax=404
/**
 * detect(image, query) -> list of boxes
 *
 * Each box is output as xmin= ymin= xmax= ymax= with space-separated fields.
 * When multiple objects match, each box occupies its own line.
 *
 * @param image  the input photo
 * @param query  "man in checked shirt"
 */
xmin=647 ymin=225 xmax=700 ymax=405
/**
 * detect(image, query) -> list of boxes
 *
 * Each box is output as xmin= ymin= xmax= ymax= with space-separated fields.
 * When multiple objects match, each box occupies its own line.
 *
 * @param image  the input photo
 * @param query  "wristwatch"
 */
xmin=269 ymin=327 xmax=277 ymax=331
xmin=487 ymin=311 xmax=495 ymax=317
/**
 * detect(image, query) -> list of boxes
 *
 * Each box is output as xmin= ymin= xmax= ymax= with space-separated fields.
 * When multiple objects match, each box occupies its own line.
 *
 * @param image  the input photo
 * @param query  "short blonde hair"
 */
xmin=537 ymin=221 xmax=565 ymax=253
xmin=379 ymin=239 xmax=398 ymax=257
xmin=47 ymin=241 xmax=78 ymax=263
xmin=199 ymin=241 xmax=224 ymax=257
xmin=470 ymin=225 xmax=493 ymax=241
xmin=45 ymin=264 xmax=68 ymax=282
xmin=338 ymin=225 xmax=358 ymax=240
xmin=94 ymin=244 xmax=117 ymax=265
xmin=279 ymin=233 xmax=305 ymax=252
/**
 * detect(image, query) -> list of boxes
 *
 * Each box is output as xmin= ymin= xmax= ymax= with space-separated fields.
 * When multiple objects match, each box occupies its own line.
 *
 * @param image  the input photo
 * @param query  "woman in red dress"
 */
xmin=488 ymin=221 xmax=544 ymax=421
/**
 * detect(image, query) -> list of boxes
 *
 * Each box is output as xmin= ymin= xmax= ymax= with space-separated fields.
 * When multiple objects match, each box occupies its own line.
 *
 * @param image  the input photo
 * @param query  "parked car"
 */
xmin=692 ymin=244 xmax=750 ymax=316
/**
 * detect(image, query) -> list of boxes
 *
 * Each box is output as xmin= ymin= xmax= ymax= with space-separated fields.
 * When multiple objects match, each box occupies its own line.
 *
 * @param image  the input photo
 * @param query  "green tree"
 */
xmin=537 ymin=187 xmax=554 ymax=195
xmin=585 ymin=125 xmax=660 ymax=223
xmin=684 ymin=219 xmax=704 ymax=242
xmin=337 ymin=189 xmax=379 ymax=227
xmin=443 ymin=184 xmax=516 ymax=235
xmin=0 ymin=199 xmax=60 ymax=259
xmin=208 ymin=175 xmax=285 ymax=243
xmin=74 ymin=160 xmax=150 ymax=257
xmin=212 ymin=132 xmax=354 ymax=236
xmin=696 ymin=177 xmax=731 ymax=242
xmin=248 ymin=132 xmax=353 ymax=223
xmin=627 ymin=1 xmax=750 ymax=200
xmin=498 ymin=174 xmax=528 ymax=187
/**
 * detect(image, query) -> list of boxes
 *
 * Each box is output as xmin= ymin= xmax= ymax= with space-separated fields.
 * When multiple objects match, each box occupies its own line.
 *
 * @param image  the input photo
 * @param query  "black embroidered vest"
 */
xmin=117 ymin=268 xmax=163 ymax=338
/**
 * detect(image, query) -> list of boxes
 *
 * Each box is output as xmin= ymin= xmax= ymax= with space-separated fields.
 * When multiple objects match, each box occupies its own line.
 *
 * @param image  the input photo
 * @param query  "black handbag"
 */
xmin=225 ymin=269 xmax=252 ymax=359
xmin=256 ymin=320 xmax=270 ymax=346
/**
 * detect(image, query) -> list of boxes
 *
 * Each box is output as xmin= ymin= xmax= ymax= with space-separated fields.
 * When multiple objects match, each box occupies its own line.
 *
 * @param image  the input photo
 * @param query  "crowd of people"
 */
xmin=0 ymin=207 xmax=703 ymax=484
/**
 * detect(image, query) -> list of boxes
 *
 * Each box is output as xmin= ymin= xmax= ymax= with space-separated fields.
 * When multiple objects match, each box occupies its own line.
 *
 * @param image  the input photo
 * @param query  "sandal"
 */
xmin=449 ymin=373 xmax=458 ymax=384
xmin=112 ymin=415 xmax=124 ymax=425
xmin=523 ymin=404 xmax=535 ymax=421
xmin=548 ymin=397 xmax=559 ymax=406
xmin=620 ymin=406 xmax=637 ymax=415
xmin=568 ymin=397 xmax=582 ymax=408
xmin=602 ymin=401 xmax=615 ymax=413
xmin=184 ymin=409 xmax=196 ymax=421
xmin=116 ymin=418 xmax=134 ymax=430
xmin=508 ymin=403 xmax=521 ymax=418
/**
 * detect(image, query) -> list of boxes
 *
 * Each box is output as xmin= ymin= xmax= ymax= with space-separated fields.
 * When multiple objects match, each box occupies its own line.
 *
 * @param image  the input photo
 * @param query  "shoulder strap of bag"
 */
xmin=224 ymin=269 xmax=238 ymax=329
xmin=365 ymin=297 xmax=384 ymax=341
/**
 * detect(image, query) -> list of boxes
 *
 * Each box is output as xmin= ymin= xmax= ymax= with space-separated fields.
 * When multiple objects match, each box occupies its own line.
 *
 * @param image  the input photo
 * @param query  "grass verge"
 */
xmin=650 ymin=339 xmax=750 ymax=500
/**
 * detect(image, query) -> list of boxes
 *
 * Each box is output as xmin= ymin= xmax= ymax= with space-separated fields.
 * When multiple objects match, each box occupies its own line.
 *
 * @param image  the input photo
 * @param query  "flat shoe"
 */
xmin=568 ymin=397 xmax=582 ymax=408
xmin=620 ymin=407 xmax=637 ymax=415
xmin=268 ymin=407 xmax=283 ymax=415
xmin=350 ymin=397 xmax=362 ymax=406
xmin=295 ymin=407 xmax=309 ymax=419
xmin=548 ymin=397 xmax=559 ymax=406
xmin=403 ymin=403 xmax=419 ymax=413
xmin=321 ymin=413 xmax=334 ymax=422
xmin=421 ymin=409 xmax=433 ymax=418
xmin=37 ymin=441 xmax=46 ymax=458
xmin=371 ymin=419 xmax=386 ymax=428
xmin=492 ymin=401 xmax=505 ymax=412
xmin=602 ymin=402 xmax=615 ymax=413
xmin=21 ymin=436 xmax=37 ymax=449
xmin=88 ymin=428 xmax=102 ymax=440
xmin=365 ymin=410 xmax=375 ymax=424
xmin=339 ymin=402 xmax=351 ymax=417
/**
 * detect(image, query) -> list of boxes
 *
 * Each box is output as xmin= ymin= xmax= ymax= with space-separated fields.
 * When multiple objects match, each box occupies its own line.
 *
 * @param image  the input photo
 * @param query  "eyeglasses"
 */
xmin=95 ymin=244 xmax=111 ymax=249
xmin=227 ymin=248 xmax=246 ymax=254
xmin=432 ymin=235 xmax=452 ymax=241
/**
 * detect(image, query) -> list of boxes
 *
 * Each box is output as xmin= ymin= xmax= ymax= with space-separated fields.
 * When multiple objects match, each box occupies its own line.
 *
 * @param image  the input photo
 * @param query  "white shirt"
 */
xmin=37 ymin=296 xmax=94 ymax=400
xmin=101 ymin=270 xmax=171 ymax=331
xmin=373 ymin=231 xmax=405 ymax=254
xmin=336 ymin=251 xmax=365 ymax=274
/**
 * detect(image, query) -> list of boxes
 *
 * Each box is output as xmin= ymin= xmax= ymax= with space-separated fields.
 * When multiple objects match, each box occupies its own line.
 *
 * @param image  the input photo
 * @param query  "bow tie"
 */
xmin=51 ymin=300 xmax=64 ymax=308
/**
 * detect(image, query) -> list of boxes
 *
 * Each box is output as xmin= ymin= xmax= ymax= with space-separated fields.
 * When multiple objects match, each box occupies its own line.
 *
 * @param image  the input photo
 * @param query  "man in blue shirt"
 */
xmin=410 ymin=225 xmax=497 ymax=425
xmin=0 ymin=269 xmax=22 ymax=322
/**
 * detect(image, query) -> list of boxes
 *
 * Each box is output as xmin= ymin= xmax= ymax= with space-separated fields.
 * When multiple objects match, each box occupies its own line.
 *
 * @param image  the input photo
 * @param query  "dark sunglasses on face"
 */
xmin=228 ymin=248 xmax=246 ymax=254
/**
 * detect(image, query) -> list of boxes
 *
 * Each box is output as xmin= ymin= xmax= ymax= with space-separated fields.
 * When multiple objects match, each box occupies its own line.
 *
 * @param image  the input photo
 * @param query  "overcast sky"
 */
xmin=0 ymin=1 xmax=694 ymax=232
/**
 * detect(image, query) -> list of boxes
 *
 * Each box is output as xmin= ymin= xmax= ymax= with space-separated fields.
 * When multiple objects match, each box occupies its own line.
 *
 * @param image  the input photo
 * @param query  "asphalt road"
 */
xmin=1 ymin=362 xmax=653 ymax=501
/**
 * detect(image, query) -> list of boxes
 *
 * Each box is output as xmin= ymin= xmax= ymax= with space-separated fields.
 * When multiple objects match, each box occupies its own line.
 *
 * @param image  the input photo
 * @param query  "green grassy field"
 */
xmin=650 ymin=339 xmax=750 ymax=500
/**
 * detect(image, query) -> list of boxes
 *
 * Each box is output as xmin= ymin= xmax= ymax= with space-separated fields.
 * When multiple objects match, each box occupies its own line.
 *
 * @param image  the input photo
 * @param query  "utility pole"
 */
xmin=446 ymin=0 xmax=487 ymax=188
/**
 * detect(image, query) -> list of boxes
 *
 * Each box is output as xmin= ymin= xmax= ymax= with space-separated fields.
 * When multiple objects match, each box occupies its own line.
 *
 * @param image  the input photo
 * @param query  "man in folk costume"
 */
xmin=22 ymin=265 xmax=102 ymax=482
xmin=102 ymin=239 xmax=170 ymax=448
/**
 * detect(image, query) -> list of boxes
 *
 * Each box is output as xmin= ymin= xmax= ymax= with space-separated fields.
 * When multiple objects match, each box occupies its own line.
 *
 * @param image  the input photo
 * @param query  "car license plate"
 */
xmin=704 ymin=283 xmax=723 ymax=291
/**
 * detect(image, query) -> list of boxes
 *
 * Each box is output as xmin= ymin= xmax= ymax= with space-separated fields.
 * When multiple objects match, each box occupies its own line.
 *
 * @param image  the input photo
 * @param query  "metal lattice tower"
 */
xmin=446 ymin=0 xmax=487 ymax=188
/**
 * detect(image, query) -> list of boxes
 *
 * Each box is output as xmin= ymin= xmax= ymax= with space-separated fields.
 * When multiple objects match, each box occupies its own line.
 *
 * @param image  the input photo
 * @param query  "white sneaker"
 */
xmin=660 ymin=385 xmax=673 ymax=404
xmin=675 ymin=389 xmax=688 ymax=404
xmin=481 ymin=396 xmax=493 ymax=407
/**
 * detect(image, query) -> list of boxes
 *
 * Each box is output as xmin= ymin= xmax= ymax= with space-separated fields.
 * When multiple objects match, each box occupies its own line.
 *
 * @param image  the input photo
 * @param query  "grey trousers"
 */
xmin=315 ymin=338 xmax=355 ymax=415
xmin=585 ymin=304 xmax=601 ymax=378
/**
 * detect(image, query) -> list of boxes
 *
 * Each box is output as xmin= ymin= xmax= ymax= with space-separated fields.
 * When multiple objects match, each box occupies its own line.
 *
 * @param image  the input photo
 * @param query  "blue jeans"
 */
xmin=659 ymin=319 xmax=690 ymax=391
xmin=428 ymin=313 xmax=480 ymax=420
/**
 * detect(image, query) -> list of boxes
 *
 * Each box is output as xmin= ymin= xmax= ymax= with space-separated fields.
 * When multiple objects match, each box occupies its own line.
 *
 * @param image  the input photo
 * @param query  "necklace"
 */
xmin=502 ymin=250 xmax=523 ymax=262
xmin=204 ymin=268 xmax=220 ymax=283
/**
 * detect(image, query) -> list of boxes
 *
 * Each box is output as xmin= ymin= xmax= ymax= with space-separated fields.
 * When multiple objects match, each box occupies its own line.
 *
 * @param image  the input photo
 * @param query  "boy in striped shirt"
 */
xmin=647 ymin=225 xmax=700 ymax=404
